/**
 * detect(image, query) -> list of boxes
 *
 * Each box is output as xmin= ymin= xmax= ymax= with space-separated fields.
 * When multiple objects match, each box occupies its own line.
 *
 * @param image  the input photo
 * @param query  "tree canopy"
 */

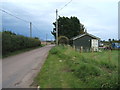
xmin=51 ymin=16 xmax=86 ymax=39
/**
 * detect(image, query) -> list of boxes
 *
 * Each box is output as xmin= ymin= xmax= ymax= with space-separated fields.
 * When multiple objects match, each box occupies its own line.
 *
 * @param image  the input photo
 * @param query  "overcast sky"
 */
xmin=1 ymin=0 xmax=119 ymax=41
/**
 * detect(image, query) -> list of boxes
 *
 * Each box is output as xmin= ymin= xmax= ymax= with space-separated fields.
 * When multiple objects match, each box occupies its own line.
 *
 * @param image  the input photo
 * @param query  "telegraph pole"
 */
xmin=30 ymin=22 xmax=32 ymax=37
xmin=118 ymin=1 xmax=120 ymax=40
xmin=55 ymin=0 xmax=72 ymax=45
xmin=56 ymin=9 xmax=58 ymax=45
xmin=46 ymin=33 xmax=47 ymax=45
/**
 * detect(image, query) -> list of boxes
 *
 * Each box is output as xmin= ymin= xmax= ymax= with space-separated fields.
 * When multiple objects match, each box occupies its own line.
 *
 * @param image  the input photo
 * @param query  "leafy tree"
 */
xmin=34 ymin=37 xmax=39 ymax=40
xmin=112 ymin=39 xmax=115 ymax=41
xmin=3 ymin=31 xmax=16 ymax=35
xmin=108 ymin=39 xmax=111 ymax=42
xmin=51 ymin=16 xmax=85 ymax=39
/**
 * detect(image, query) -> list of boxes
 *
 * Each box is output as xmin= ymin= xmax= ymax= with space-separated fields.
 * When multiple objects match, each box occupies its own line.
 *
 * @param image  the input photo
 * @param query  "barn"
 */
xmin=71 ymin=33 xmax=100 ymax=52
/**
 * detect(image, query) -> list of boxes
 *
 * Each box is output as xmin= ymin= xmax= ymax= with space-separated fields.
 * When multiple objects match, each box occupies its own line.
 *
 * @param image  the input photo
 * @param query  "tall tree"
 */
xmin=51 ymin=16 xmax=85 ymax=39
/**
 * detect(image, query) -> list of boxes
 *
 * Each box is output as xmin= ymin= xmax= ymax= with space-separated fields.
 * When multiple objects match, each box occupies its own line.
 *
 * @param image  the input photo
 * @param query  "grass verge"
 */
xmin=34 ymin=45 xmax=119 ymax=88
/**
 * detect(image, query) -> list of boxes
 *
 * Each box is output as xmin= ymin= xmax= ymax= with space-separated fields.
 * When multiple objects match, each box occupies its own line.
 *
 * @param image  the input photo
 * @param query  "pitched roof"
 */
xmin=71 ymin=33 xmax=100 ymax=40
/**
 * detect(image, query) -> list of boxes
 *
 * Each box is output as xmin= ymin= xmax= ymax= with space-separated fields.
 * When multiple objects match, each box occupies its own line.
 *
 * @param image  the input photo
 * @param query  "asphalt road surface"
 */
xmin=2 ymin=45 xmax=54 ymax=88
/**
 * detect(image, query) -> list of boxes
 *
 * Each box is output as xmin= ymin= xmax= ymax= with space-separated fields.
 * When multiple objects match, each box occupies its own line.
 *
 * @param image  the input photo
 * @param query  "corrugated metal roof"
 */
xmin=71 ymin=33 xmax=100 ymax=40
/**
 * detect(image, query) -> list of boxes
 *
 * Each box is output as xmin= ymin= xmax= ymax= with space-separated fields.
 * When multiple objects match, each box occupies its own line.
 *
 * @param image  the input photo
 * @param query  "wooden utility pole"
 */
xmin=46 ymin=34 xmax=47 ymax=45
xmin=30 ymin=22 xmax=32 ymax=37
xmin=56 ymin=9 xmax=58 ymax=45
xmin=55 ymin=0 xmax=72 ymax=45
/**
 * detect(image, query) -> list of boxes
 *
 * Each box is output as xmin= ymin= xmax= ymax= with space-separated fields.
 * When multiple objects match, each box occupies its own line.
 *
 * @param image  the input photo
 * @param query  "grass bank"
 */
xmin=34 ymin=45 xmax=119 ymax=88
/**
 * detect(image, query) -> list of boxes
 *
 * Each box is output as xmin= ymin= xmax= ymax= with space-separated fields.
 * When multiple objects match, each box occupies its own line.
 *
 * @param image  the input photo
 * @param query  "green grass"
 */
xmin=2 ymin=44 xmax=45 ymax=58
xmin=34 ymin=45 xmax=119 ymax=88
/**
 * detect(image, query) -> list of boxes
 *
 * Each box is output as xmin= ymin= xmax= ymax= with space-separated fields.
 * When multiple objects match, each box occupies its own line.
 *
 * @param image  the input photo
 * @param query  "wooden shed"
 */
xmin=71 ymin=33 xmax=100 ymax=52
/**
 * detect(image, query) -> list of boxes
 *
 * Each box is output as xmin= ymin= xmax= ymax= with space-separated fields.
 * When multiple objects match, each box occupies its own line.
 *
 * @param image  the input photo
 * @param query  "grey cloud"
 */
xmin=2 ymin=0 xmax=118 ymax=40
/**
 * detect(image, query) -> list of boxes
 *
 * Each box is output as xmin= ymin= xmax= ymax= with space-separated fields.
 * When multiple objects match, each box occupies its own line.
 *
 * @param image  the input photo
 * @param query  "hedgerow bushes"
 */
xmin=2 ymin=31 xmax=41 ymax=55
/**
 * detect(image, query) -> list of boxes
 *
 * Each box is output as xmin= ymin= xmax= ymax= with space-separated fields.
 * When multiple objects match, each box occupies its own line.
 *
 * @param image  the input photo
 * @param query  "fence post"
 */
xmin=73 ymin=45 xmax=75 ymax=50
xmin=92 ymin=47 xmax=94 ymax=53
xmin=80 ymin=46 xmax=83 ymax=53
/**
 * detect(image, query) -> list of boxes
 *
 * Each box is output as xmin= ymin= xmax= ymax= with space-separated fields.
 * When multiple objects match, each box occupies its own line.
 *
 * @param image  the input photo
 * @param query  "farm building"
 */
xmin=71 ymin=33 xmax=100 ymax=52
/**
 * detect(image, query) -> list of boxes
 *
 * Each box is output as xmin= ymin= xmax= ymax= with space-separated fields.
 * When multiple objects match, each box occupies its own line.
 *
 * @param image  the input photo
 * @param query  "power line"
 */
xmin=0 ymin=8 xmax=42 ymax=38
xmin=0 ymin=9 xmax=29 ymax=23
xmin=32 ymin=24 xmax=41 ymax=33
xmin=59 ymin=0 xmax=73 ymax=11
xmin=32 ymin=24 xmax=42 ymax=38
xmin=1 ymin=9 xmax=48 ymax=39
xmin=55 ymin=0 xmax=73 ymax=45
xmin=1 ymin=8 xmax=41 ymax=32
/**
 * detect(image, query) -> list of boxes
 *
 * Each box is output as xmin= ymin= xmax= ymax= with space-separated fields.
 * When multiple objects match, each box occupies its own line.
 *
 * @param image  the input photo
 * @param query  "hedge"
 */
xmin=2 ymin=31 xmax=41 ymax=55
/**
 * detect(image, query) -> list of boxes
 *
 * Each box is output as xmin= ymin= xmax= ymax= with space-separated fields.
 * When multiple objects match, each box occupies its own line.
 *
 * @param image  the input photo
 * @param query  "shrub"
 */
xmin=50 ymin=47 xmax=59 ymax=55
xmin=58 ymin=36 xmax=69 ymax=45
xmin=2 ymin=31 xmax=41 ymax=55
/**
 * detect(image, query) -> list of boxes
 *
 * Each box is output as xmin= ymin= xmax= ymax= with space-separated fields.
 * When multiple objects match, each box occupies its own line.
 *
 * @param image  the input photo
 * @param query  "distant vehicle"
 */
xmin=112 ymin=43 xmax=120 ymax=49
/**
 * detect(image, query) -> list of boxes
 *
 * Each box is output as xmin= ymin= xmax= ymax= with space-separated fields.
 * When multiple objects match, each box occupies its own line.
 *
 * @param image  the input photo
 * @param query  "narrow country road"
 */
xmin=2 ymin=45 xmax=55 ymax=88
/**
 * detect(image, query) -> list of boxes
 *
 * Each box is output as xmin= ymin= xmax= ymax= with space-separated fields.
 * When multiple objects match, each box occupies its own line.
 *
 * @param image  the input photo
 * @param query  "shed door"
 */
xmin=91 ymin=39 xmax=98 ymax=51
